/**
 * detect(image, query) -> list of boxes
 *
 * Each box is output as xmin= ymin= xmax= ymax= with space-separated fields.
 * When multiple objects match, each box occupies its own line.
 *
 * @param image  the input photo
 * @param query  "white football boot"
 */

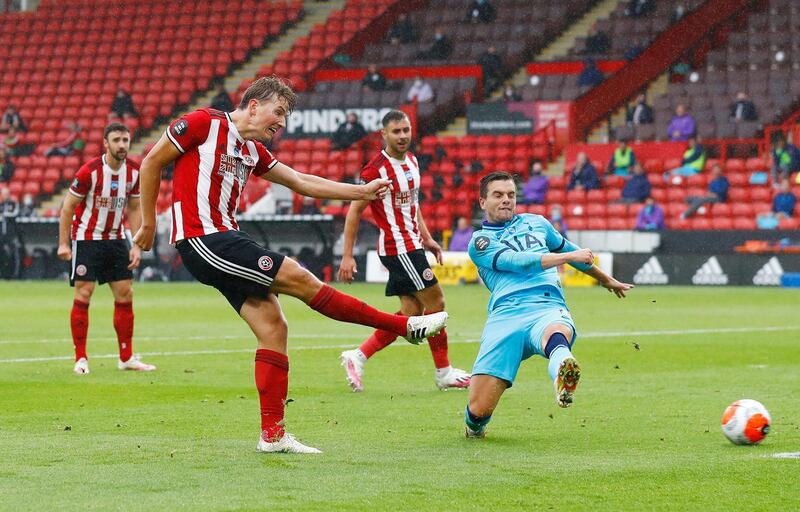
xmin=73 ymin=357 xmax=90 ymax=375
xmin=257 ymin=432 xmax=322 ymax=454
xmin=405 ymin=311 xmax=448 ymax=344
xmin=465 ymin=425 xmax=486 ymax=438
xmin=118 ymin=354 xmax=157 ymax=372
xmin=340 ymin=349 xmax=365 ymax=392
xmin=554 ymin=357 xmax=581 ymax=408
xmin=435 ymin=366 xmax=471 ymax=390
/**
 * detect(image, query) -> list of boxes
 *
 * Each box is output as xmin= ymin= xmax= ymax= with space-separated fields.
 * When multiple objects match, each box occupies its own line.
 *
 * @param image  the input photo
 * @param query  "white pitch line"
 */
xmin=1 ymin=325 xmax=799 ymax=364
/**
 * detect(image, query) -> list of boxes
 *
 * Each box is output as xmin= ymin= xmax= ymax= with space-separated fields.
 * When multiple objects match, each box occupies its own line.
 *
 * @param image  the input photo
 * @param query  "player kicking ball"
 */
xmin=463 ymin=172 xmax=632 ymax=438
xmin=337 ymin=110 xmax=470 ymax=392
xmin=133 ymin=77 xmax=447 ymax=454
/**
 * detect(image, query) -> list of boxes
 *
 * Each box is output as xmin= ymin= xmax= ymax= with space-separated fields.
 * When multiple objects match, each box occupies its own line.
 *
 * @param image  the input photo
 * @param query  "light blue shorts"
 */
xmin=472 ymin=298 xmax=577 ymax=387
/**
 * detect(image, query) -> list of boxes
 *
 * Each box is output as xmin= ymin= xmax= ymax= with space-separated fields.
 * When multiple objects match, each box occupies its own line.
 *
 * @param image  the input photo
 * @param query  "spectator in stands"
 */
xmin=0 ymin=105 xmax=26 ymax=133
xmin=210 ymin=83 xmax=235 ymax=112
xmin=406 ymin=76 xmax=435 ymax=103
xmin=667 ymin=136 xmax=706 ymax=179
xmin=549 ymin=205 xmax=568 ymax=237
xmin=624 ymin=38 xmax=645 ymax=61
xmin=770 ymin=134 xmax=800 ymax=185
xmin=109 ymin=88 xmax=137 ymax=119
xmin=607 ymin=139 xmax=637 ymax=176
xmin=635 ymin=197 xmax=665 ymax=230
xmin=331 ymin=113 xmax=367 ymax=150
xmin=44 ymin=121 xmax=84 ymax=157
xmin=362 ymin=64 xmax=388 ymax=92
xmin=567 ymin=152 xmax=600 ymax=191
xmin=0 ymin=186 xmax=19 ymax=234
xmin=299 ymin=197 xmax=321 ymax=215
xmin=501 ymin=84 xmax=522 ymax=102
xmin=729 ymin=91 xmax=757 ymax=122
xmin=19 ymin=193 xmax=35 ymax=217
xmin=519 ymin=162 xmax=548 ymax=204
xmin=625 ymin=0 xmax=655 ymax=17
xmin=467 ymin=0 xmax=496 ymax=23
xmin=667 ymin=104 xmax=696 ymax=141
xmin=626 ymin=93 xmax=654 ymax=126
xmin=577 ymin=58 xmax=604 ymax=88
xmin=671 ymin=3 xmax=688 ymax=23
xmin=417 ymin=27 xmax=453 ymax=60
xmin=387 ymin=12 xmax=415 ymax=44
xmin=0 ymin=148 xmax=13 ymax=182
xmin=449 ymin=217 xmax=474 ymax=251
xmin=583 ymin=24 xmax=610 ymax=55
xmin=478 ymin=46 xmax=503 ymax=93
xmin=682 ymin=163 xmax=729 ymax=218
xmin=772 ymin=178 xmax=797 ymax=218
xmin=618 ymin=163 xmax=650 ymax=203
xmin=2 ymin=127 xmax=19 ymax=156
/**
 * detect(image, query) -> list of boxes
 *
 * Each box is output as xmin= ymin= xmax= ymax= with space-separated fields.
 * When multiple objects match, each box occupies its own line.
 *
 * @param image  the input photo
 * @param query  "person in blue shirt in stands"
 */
xmin=463 ymin=171 xmax=633 ymax=438
xmin=682 ymin=163 xmax=729 ymax=218
xmin=773 ymin=179 xmax=797 ymax=219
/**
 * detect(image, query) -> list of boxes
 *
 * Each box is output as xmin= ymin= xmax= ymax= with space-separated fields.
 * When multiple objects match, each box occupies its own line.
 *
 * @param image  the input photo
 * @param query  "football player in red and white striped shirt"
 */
xmin=57 ymin=122 xmax=156 ymax=374
xmin=132 ymin=77 xmax=448 ymax=454
xmin=338 ymin=110 xmax=471 ymax=392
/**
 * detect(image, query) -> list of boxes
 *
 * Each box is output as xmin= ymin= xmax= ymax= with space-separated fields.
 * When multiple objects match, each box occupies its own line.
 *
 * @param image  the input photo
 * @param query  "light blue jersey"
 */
xmin=467 ymin=214 xmax=591 ymax=385
xmin=468 ymin=214 xmax=591 ymax=312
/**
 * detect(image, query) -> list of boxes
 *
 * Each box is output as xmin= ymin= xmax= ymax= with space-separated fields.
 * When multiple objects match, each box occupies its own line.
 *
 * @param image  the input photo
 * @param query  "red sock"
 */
xmin=427 ymin=328 xmax=450 ymax=369
xmin=255 ymin=349 xmax=289 ymax=441
xmin=113 ymin=301 xmax=134 ymax=362
xmin=70 ymin=300 xmax=89 ymax=361
xmin=359 ymin=329 xmax=398 ymax=359
xmin=309 ymin=285 xmax=407 ymax=336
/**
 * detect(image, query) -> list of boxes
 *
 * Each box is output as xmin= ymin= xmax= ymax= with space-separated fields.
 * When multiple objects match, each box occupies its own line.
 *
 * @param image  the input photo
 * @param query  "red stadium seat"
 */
xmin=711 ymin=218 xmax=734 ymax=230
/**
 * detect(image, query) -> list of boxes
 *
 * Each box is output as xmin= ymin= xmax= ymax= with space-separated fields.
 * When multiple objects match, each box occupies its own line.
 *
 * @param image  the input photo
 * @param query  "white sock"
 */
xmin=354 ymin=349 xmax=368 ymax=363
xmin=435 ymin=365 xmax=452 ymax=377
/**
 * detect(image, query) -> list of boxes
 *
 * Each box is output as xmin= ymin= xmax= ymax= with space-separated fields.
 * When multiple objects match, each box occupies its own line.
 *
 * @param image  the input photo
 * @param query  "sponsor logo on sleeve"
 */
xmin=474 ymin=236 xmax=490 ymax=252
xmin=71 ymin=179 xmax=80 ymax=189
xmin=172 ymin=119 xmax=188 ymax=136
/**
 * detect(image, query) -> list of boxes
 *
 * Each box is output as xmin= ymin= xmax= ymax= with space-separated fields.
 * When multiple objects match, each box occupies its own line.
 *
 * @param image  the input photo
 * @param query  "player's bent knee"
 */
xmin=272 ymin=259 xmax=323 ymax=300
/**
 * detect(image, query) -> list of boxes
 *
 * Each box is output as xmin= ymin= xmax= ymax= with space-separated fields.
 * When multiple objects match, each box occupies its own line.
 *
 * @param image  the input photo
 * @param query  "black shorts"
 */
xmin=70 ymin=239 xmax=132 ymax=286
xmin=379 ymin=249 xmax=438 ymax=297
xmin=177 ymin=230 xmax=285 ymax=313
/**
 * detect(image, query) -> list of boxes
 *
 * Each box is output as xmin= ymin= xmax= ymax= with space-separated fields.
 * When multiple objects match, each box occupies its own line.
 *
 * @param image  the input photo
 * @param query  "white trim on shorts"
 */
xmin=187 ymin=237 xmax=273 ymax=288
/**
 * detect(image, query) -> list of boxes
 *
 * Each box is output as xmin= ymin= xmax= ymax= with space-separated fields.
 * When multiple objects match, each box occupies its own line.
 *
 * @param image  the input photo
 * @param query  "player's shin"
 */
xmin=255 ymin=349 xmax=289 ymax=441
xmin=70 ymin=300 xmax=89 ymax=361
xmin=113 ymin=301 xmax=134 ymax=362
xmin=309 ymin=285 xmax=408 ymax=336
xmin=359 ymin=325 xmax=399 ymax=358
xmin=545 ymin=332 xmax=572 ymax=382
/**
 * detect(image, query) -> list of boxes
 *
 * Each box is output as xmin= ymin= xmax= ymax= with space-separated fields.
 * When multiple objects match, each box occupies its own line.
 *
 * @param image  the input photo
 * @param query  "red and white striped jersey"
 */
xmin=361 ymin=150 xmax=423 ymax=256
xmin=69 ymin=155 xmax=140 ymax=241
xmin=166 ymin=108 xmax=278 ymax=243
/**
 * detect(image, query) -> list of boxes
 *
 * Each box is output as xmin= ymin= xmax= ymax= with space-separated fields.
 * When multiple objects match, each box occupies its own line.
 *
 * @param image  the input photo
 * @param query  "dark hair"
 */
xmin=382 ymin=109 xmax=409 ymax=127
xmin=104 ymin=122 xmax=130 ymax=140
xmin=479 ymin=171 xmax=514 ymax=198
xmin=238 ymin=76 xmax=297 ymax=113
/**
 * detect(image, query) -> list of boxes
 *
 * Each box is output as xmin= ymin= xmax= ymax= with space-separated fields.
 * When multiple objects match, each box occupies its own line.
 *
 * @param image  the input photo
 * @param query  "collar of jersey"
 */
xmin=381 ymin=149 xmax=406 ymax=163
xmin=225 ymin=112 xmax=245 ymax=144
xmin=482 ymin=215 xmax=517 ymax=230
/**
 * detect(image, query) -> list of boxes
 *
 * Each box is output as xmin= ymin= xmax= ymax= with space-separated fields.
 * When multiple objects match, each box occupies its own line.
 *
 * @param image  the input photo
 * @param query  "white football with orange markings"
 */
xmin=721 ymin=399 xmax=771 ymax=445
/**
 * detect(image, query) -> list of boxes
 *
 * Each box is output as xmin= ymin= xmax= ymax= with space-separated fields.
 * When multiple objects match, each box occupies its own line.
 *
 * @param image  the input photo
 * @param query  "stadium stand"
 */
xmin=0 ymin=0 xmax=302 ymax=208
xmin=610 ymin=0 xmax=800 ymax=141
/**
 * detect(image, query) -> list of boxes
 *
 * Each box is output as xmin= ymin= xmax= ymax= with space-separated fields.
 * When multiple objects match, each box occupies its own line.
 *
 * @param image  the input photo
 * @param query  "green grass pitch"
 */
xmin=1 ymin=281 xmax=799 ymax=510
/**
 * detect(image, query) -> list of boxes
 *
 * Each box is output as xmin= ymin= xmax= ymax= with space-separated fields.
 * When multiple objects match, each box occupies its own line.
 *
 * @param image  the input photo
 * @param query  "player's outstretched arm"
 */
xmin=57 ymin=193 xmax=82 ymax=261
xmin=338 ymin=199 xmax=369 ymax=283
xmin=266 ymin=162 xmax=391 ymax=201
xmin=133 ymin=134 xmax=181 ymax=251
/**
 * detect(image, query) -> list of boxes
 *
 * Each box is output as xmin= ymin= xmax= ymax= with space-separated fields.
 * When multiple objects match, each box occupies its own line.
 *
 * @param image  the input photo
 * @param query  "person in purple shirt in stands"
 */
xmin=519 ymin=162 xmax=548 ymax=204
xmin=635 ymin=197 xmax=666 ymax=230
xmin=449 ymin=217 xmax=475 ymax=251
xmin=667 ymin=104 xmax=696 ymax=141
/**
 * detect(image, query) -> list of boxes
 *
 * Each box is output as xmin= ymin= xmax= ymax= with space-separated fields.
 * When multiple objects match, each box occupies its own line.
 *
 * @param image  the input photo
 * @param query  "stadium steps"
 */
xmin=435 ymin=0 xmax=622 ymax=138
xmin=129 ymin=0 xmax=347 ymax=156
xmin=587 ymin=73 xmax=670 ymax=143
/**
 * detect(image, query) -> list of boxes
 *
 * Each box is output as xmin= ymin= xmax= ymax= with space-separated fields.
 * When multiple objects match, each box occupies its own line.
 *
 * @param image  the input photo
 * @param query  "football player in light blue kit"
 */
xmin=464 ymin=171 xmax=633 ymax=438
